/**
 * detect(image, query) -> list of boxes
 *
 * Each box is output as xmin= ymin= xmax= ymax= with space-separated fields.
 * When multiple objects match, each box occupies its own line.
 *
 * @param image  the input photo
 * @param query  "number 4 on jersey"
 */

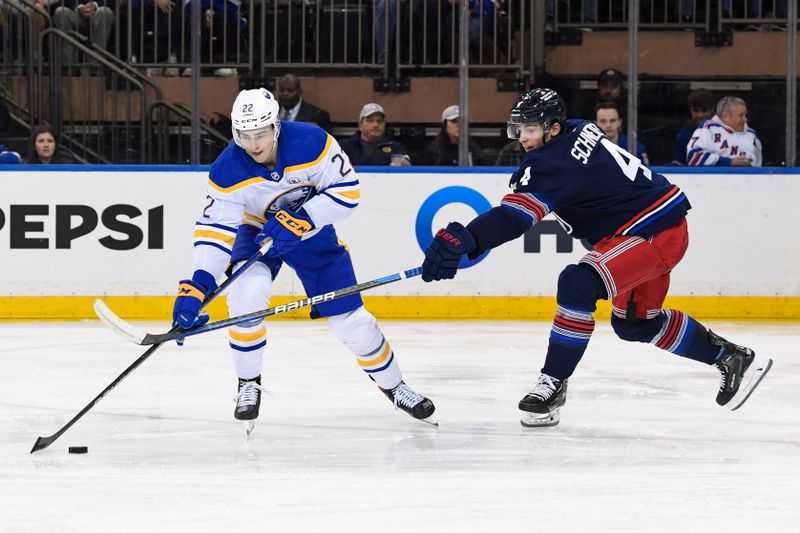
xmin=600 ymin=138 xmax=652 ymax=182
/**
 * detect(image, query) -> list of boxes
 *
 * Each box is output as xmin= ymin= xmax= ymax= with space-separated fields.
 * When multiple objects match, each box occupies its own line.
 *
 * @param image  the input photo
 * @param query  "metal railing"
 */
xmin=39 ymin=28 xmax=152 ymax=163
xmin=149 ymin=100 xmax=231 ymax=164
xmin=550 ymin=0 xmax=794 ymax=32
xmin=0 ymin=0 xmax=49 ymax=128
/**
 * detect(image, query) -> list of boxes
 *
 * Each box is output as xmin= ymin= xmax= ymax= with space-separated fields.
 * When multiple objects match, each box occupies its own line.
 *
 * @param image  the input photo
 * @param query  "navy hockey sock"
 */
xmin=541 ymin=264 xmax=607 ymax=380
xmin=541 ymin=304 xmax=595 ymax=380
xmin=649 ymin=310 xmax=720 ymax=364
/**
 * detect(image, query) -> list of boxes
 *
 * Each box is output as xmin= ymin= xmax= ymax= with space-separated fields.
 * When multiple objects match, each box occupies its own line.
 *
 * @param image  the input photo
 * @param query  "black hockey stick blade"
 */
xmin=30 ymin=340 xmax=165 ymax=453
xmin=140 ymin=267 xmax=423 ymax=345
xmin=31 ymin=241 xmax=273 ymax=453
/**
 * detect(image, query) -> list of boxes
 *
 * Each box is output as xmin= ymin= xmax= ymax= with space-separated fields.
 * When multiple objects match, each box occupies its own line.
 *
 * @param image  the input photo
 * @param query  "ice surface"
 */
xmin=1 ymin=320 xmax=798 ymax=532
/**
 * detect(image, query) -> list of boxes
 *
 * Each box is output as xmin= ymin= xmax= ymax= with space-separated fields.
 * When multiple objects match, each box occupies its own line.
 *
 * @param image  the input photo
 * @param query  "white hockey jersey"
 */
xmin=191 ymin=121 xmax=359 ymax=282
xmin=686 ymin=115 xmax=762 ymax=167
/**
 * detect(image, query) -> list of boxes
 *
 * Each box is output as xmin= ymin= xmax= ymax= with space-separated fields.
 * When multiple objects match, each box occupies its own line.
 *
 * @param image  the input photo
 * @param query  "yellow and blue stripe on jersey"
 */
xmin=194 ymin=221 xmax=237 ymax=255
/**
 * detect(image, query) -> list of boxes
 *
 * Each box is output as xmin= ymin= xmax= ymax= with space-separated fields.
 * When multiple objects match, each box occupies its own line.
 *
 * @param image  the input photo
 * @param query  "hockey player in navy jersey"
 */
xmin=421 ymin=88 xmax=772 ymax=427
xmin=172 ymin=88 xmax=435 ymax=432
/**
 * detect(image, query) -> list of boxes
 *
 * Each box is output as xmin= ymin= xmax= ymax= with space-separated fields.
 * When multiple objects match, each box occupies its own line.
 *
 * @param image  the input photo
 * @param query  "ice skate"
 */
xmin=234 ymin=376 xmax=264 ymax=436
xmin=519 ymin=374 xmax=568 ymax=427
xmin=709 ymin=331 xmax=772 ymax=411
xmin=382 ymin=381 xmax=437 ymax=426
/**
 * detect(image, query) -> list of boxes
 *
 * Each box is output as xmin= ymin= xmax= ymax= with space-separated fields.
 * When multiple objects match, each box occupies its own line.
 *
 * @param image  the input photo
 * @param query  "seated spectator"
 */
xmin=53 ymin=0 xmax=114 ymax=66
xmin=121 ymin=0 xmax=183 ymax=75
xmin=687 ymin=96 xmax=762 ymax=167
xmin=425 ymin=105 xmax=482 ymax=166
xmin=494 ymin=139 xmax=524 ymax=166
xmin=180 ymin=0 xmax=246 ymax=77
xmin=594 ymin=101 xmax=649 ymax=165
xmin=597 ymin=68 xmax=625 ymax=104
xmin=673 ymin=88 xmax=714 ymax=165
xmin=339 ymin=103 xmax=410 ymax=166
xmin=575 ymin=68 xmax=627 ymax=121
xmin=0 ymin=144 xmax=22 ymax=164
xmin=26 ymin=126 xmax=76 ymax=164
xmin=444 ymin=0 xmax=508 ymax=63
xmin=276 ymin=74 xmax=331 ymax=132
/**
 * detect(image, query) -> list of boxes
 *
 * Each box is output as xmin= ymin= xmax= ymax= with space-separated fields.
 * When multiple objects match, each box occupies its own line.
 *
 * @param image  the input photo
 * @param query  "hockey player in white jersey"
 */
xmin=686 ymin=96 xmax=762 ymax=167
xmin=172 ymin=88 xmax=435 ymax=432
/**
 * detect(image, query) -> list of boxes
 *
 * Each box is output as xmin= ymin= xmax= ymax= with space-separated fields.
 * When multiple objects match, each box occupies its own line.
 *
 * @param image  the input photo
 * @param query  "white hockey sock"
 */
xmin=229 ymin=323 xmax=267 ymax=380
xmin=328 ymin=306 xmax=402 ymax=390
xmin=227 ymin=261 xmax=271 ymax=380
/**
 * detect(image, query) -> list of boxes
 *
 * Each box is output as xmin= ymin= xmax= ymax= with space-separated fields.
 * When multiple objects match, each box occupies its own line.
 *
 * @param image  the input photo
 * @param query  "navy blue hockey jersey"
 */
xmin=500 ymin=120 xmax=690 ymax=244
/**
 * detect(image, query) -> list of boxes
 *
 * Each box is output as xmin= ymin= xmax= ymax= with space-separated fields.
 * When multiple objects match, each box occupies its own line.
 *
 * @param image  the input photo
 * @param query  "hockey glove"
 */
xmin=422 ymin=222 xmax=477 ymax=282
xmin=172 ymin=270 xmax=217 ymax=332
xmin=257 ymin=208 xmax=315 ymax=258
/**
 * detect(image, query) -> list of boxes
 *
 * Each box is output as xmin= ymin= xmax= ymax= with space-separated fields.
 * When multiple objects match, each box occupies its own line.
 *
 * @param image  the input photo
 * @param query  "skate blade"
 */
xmin=520 ymin=410 xmax=560 ymax=428
xmin=729 ymin=355 xmax=773 ymax=411
xmin=416 ymin=416 xmax=439 ymax=427
xmin=244 ymin=420 xmax=255 ymax=436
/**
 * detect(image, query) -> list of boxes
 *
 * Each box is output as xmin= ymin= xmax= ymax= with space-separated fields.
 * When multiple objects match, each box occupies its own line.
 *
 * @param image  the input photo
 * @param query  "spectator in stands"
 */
xmin=444 ymin=0 xmax=508 ymax=63
xmin=425 ymin=105 xmax=482 ymax=166
xmin=686 ymin=96 xmax=762 ymax=167
xmin=597 ymin=68 xmax=625 ymax=105
xmin=595 ymin=101 xmax=649 ymax=165
xmin=122 ymin=0 xmax=182 ymax=75
xmin=494 ymin=139 xmax=524 ymax=166
xmin=575 ymin=68 xmax=627 ymax=121
xmin=276 ymin=74 xmax=332 ymax=132
xmin=53 ymin=0 xmax=114 ymax=67
xmin=340 ymin=103 xmax=410 ymax=166
xmin=0 ymin=144 xmax=22 ymax=164
xmin=180 ymin=0 xmax=246 ymax=77
xmin=672 ymin=88 xmax=714 ymax=165
xmin=25 ymin=125 xmax=76 ymax=164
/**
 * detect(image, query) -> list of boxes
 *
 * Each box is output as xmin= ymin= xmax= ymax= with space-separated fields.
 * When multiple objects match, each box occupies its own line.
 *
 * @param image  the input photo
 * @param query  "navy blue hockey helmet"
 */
xmin=507 ymin=88 xmax=566 ymax=139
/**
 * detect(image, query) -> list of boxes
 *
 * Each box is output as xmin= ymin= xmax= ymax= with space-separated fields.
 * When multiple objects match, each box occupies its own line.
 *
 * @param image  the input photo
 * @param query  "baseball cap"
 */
xmin=597 ymin=68 xmax=624 ymax=85
xmin=359 ymin=103 xmax=385 ymax=120
xmin=441 ymin=105 xmax=459 ymax=122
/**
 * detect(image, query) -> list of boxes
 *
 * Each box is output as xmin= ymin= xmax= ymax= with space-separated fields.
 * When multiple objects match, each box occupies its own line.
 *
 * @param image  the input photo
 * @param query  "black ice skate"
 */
xmin=234 ymin=376 xmax=264 ymax=435
xmin=519 ymin=374 xmax=568 ymax=427
xmin=709 ymin=330 xmax=772 ymax=411
xmin=381 ymin=381 xmax=437 ymax=426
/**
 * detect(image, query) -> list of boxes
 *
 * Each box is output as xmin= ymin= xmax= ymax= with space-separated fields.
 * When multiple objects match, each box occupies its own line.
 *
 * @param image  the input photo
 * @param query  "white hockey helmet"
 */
xmin=230 ymin=88 xmax=281 ymax=148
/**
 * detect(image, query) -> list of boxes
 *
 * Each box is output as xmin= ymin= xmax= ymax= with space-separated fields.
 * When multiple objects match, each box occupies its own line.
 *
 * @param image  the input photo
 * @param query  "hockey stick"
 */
xmin=96 ymin=266 xmax=423 ymax=346
xmin=29 ymin=240 xmax=273 ymax=453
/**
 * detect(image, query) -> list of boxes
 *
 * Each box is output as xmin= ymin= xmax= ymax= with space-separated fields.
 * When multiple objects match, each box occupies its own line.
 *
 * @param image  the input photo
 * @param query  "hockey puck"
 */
xmin=68 ymin=446 xmax=88 ymax=454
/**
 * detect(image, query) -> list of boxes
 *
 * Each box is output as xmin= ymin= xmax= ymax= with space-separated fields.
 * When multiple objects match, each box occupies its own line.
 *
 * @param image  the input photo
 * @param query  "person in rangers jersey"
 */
xmin=172 ymin=88 xmax=435 ymax=431
xmin=421 ymin=88 xmax=772 ymax=427
xmin=686 ymin=96 xmax=762 ymax=167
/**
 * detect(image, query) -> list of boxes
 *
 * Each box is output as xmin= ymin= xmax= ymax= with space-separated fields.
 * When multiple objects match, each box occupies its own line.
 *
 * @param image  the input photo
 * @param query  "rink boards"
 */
xmin=0 ymin=166 xmax=798 ymax=320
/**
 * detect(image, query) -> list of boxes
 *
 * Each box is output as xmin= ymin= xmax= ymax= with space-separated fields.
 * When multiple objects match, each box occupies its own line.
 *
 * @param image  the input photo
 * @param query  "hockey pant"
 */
xmin=542 ymin=219 xmax=720 ymax=380
xmin=226 ymin=261 xmax=403 ymax=389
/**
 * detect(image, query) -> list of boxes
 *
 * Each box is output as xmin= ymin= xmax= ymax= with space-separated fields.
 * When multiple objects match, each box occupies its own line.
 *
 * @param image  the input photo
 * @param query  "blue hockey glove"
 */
xmin=422 ymin=222 xmax=477 ymax=282
xmin=257 ymin=208 xmax=315 ymax=258
xmin=172 ymin=270 xmax=217 ymax=334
